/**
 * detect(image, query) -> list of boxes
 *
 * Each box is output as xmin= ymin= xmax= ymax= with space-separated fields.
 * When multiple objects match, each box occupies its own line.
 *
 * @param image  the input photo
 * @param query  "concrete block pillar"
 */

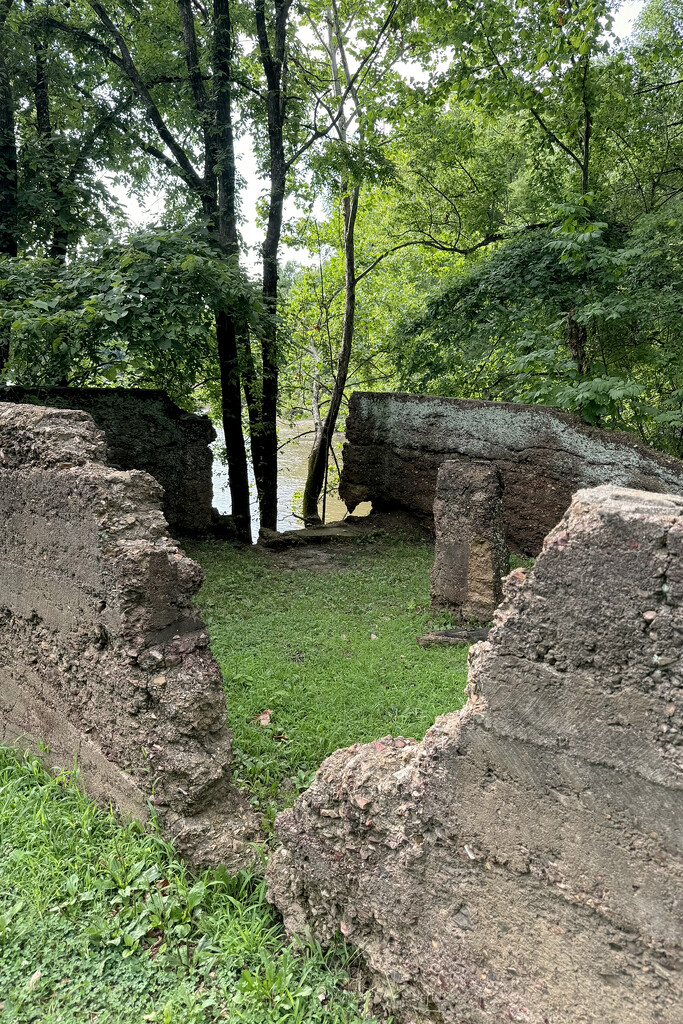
xmin=430 ymin=460 xmax=508 ymax=621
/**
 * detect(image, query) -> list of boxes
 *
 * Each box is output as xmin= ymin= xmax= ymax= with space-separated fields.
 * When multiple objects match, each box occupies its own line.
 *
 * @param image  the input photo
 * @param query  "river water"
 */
xmin=212 ymin=419 xmax=370 ymax=537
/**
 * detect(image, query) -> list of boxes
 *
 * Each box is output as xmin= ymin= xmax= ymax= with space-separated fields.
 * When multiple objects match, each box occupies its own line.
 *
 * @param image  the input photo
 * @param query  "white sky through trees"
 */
xmin=111 ymin=0 xmax=645 ymax=266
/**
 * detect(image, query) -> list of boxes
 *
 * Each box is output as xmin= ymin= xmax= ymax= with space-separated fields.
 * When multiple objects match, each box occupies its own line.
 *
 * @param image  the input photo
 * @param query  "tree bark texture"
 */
xmin=302 ymin=186 xmax=359 ymax=524
xmin=29 ymin=6 xmax=69 ymax=259
xmin=253 ymin=0 xmax=292 ymax=532
xmin=0 ymin=0 xmax=17 ymax=260
xmin=213 ymin=0 xmax=252 ymax=541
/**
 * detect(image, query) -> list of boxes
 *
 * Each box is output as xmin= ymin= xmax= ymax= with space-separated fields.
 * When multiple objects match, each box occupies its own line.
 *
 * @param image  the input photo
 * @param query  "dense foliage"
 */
xmin=1 ymin=0 xmax=683 ymax=490
xmin=1 ymin=228 xmax=258 ymax=402
xmin=283 ymin=0 xmax=683 ymax=452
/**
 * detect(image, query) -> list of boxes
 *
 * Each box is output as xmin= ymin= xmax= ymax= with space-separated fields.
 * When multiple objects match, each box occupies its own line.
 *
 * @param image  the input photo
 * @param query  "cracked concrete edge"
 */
xmin=266 ymin=484 xmax=683 ymax=1024
xmin=0 ymin=402 xmax=262 ymax=870
xmin=339 ymin=393 xmax=683 ymax=554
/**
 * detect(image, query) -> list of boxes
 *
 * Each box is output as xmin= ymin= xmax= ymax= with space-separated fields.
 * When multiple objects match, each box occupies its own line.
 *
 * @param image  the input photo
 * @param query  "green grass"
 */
xmin=0 ymin=751 xmax=375 ymax=1024
xmin=190 ymin=539 xmax=468 ymax=823
xmin=0 ymin=538 xmax=468 ymax=1023
xmin=509 ymin=553 xmax=535 ymax=571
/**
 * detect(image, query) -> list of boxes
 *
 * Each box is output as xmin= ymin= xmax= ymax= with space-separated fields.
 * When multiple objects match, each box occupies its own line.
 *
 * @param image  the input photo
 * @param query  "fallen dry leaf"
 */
xmin=255 ymin=709 xmax=273 ymax=726
xmin=28 ymin=969 xmax=42 ymax=991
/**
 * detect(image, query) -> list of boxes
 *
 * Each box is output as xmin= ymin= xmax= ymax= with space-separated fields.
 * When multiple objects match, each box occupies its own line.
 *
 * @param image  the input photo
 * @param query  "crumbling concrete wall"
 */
xmin=267 ymin=485 xmax=683 ymax=1024
xmin=0 ymin=387 xmax=216 ymax=536
xmin=430 ymin=461 xmax=508 ymax=620
xmin=0 ymin=403 xmax=257 ymax=869
xmin=340 ymin=391 xmax=683 ymax=554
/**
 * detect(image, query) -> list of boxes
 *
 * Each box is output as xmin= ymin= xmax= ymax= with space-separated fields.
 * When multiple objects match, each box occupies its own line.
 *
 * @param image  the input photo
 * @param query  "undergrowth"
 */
xmin=0 ymin=750 xmax=376 ymax=1024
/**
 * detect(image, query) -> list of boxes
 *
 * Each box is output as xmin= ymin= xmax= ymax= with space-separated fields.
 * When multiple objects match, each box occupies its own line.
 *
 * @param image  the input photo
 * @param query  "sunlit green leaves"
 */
xmin=1 ymin=226 xmax=262 ymax=402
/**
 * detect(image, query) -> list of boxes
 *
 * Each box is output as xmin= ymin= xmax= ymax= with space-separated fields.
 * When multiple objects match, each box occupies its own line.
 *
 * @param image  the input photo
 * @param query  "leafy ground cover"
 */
xmin=0 ymin=750 xmax=373 ymax=1024
xmin=0 ymin=538 xmax=468 ymax=1023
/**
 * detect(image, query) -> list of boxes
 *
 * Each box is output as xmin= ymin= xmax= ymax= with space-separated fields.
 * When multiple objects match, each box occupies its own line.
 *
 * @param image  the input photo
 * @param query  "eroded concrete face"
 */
xmin=431 ymin=461 xmax=508 ymax=621
xmin=0 ymin=387 xmax=217 ymax=536
xmin=267 ymin=486 xmax=683 ymax=1024
xmin=340 ymin=392 xmax=683 ymax=554
xmin=0 ymin=404 xmax=258 ymax=869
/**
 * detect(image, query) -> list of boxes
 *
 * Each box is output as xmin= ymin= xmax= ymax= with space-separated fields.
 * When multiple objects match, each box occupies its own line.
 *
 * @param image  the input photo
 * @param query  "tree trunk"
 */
xmin=580 ymin=54 xmax=592 ymax=197
xmin=302 ymin=6 xmax=360 ymax=524
xmin=566 ymin=309 xmax=588 ymax=376
xmin=259 ymin=158 xmax=285 ymax=531
xmin=216 ymin=309 xmax=252 ymax=541
xmin=302 ymin=185 xmax=359 ymax=524
xmin=253 ymin=0 xmax=292 ymax=533
xmin=214 ymin=0 xmax=252 ymax=542
xmin=27 ymin=0 xmax=68 ymax=257
xmin=30 ymin=8 xmax=69 ymax=259
xmin=0 ymin=0 xmax=17 ymax=261
xmin=0 ymin=0 xmax=16 ymax=372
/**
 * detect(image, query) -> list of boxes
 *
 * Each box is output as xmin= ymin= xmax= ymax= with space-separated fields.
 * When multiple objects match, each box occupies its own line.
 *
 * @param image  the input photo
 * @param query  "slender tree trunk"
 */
xmin=581 ymin=111 xmax=592 ymax=197
xmin=302 ymin=185 xmax=359 ymax=524
xmin=30 ymin=8 xmax=69 ymax=259
xmin=0 ymin=0 xmax=16 ymax=372
xmin=214 ymin=0 xmax=252 ymax=542
xmin=581 ymin=54 xmax=592 ymax=197
xmin=259 ymin=151 xmax=286 ymax=531
xmin=566 ymin=309 xmax=588 ymax=376
xmin=302 ymin=5 xmax=361 ymax=523
xmin=215 ymin=310 xmax=252 ymax=541
xmin=0 ymin=0 xmax=16 ymax=260
xmin=253 ymin=0 xmax=292 ymax=533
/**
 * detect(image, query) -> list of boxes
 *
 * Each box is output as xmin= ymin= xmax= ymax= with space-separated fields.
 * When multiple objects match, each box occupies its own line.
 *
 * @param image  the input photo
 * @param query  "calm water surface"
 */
xmin=212 ymin=419 xmax=367 ymax=537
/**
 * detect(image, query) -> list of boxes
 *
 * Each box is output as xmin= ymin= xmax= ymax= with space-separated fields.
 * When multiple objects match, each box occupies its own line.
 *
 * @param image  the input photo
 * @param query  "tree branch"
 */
xmin=529 ymin=105 xmax=584 ymax=173
xmin=354 ymin=222 xmax=550 ymax=284
xmin=87 ymin=1 xmax=206 ymax=197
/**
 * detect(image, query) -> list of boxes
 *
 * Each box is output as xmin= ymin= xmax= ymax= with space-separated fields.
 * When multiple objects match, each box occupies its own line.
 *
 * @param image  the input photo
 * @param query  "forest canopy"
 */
xmin=1 ymin=0 xmax=682 ymax=537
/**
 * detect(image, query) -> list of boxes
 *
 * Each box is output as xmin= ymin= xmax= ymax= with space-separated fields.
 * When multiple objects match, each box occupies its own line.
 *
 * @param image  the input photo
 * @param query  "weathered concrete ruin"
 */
xmin=0 ymin=387 xmax=217 ymax=536
xmin=0 ymin=403 xmax=257 ymax=868
xmin=430 ymin=461 xmax=508 ymax=621
xmin=340 ymin=392 xmax=683 ymax=554
xmin=268 ymin=485 xmax=683 ymax=1023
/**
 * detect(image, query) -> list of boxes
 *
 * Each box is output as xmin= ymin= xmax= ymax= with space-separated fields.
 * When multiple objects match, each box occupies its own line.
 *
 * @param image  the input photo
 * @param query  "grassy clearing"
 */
xmin=191 ymin=538 xmax=469 ymax=824
xmin=0 ymin=538 xmax=468 ymax=1023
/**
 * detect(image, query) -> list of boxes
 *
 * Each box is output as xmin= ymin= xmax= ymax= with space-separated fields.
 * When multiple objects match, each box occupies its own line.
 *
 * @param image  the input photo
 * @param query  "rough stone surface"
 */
xmin=267 ymin=485 xmax=683 ymax=1024
xmin=340 ymin=391 xmax=683 ymax=554
xmin=0 ymin=403 xmax=259 ymax=869
xmin=0 ymin=387 xmax=217 ymax=536
xmin=431 ymin=461 xmax=508 ymax=621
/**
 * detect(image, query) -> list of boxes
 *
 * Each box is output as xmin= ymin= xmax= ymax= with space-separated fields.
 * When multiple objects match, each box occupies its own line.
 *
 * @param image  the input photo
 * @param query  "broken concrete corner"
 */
xmin=0 ymin=403 xmax=259 ymax=870
xmin=0 ymin=386 xmax=220 ymax=537
xmin=267 ymin=484 xmax=683 ymax=1023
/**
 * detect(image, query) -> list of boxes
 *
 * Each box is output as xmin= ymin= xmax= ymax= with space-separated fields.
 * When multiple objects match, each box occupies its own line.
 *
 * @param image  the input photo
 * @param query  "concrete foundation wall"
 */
xmin=0 ymin=387 xmax=216 ymax=536
xmin=268 ymin=486 xmax=683 ymax=1023
xmin=0 ymin=403 xmax=257 ymax=868
xmin=340 ymin=392 xmax=683 ymax=554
